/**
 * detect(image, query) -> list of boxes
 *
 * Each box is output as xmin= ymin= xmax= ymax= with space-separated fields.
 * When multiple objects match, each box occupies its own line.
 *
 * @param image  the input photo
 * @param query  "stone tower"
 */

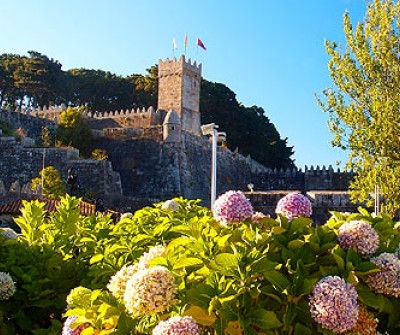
xmin=163 ymin=109 xmax=181 ymax=142
xmin=158 ymin=55 xmax=202 ymax=135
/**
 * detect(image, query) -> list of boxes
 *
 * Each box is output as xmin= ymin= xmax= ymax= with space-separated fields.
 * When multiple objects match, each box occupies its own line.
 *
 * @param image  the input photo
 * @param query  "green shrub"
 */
xmin=4 ymin=195 xmax=400 ymax=334
xmin=0 ymin=239 xmax=83 ymax=334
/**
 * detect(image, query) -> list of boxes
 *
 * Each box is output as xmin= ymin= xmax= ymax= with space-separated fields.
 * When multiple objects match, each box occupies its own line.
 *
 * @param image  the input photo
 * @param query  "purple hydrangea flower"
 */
xmin=62 ymin=316 xmax=89 ymax=335
xmin=366 ymin=253 xmax=400 ymax=297
xmin=152 ymin=316 xmax=199 ymax=335
xmin=213 ymin=190 xmax=253 ymax=224
xmin=338 ymin=220 xmax=380 ymax=256
xmin=275 ymin=192 xmax=312 ymax=220
xmin=309 ymin=276 xmax=358 ymax=333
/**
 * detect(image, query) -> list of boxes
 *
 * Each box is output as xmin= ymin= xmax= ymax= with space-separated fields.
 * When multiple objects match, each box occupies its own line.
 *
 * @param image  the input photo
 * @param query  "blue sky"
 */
xmin=1 ymin=0 xmax=368 ymax=168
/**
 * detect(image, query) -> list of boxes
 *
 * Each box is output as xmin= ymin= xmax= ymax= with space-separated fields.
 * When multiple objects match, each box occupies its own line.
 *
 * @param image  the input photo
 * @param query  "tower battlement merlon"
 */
xmin=158 ymin=55 xmax=202 ymax=77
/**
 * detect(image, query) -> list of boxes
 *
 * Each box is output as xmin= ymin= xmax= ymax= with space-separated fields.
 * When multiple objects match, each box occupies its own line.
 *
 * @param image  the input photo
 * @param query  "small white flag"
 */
xmin=173 ymin=38 xmax=178 ymax=50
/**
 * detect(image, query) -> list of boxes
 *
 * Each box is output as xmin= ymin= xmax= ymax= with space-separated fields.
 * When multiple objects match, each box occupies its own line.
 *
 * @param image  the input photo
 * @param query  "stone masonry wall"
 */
xmin=0 ymin=137 xmax=122 ymax=199
xmin=93 ymin=133 xmax=254 ymax=205
xmin=158 ymin=56 xmax=202 ymax=134
xmin=252 ymin=165 xmax=353 ymax=192
xmin=246 ymin=190 xmax=360 ymax=224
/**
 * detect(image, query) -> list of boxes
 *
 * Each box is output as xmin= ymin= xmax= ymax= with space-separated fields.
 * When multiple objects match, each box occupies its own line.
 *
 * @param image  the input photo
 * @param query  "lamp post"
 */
xmin=374 ymin=184 xmax=380 ymax=216
xmin=201 ymin=123 xmax=226 ymax=209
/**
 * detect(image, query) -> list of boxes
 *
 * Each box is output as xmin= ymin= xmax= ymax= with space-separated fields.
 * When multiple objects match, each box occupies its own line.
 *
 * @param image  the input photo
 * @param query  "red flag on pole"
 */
xmin=197 ymin=38 xmax=207 ymax=50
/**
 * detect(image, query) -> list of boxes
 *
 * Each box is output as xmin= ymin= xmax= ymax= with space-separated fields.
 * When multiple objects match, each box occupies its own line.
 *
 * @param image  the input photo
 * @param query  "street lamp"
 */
xmin=201 ymin=123 xmax=226 ymax=209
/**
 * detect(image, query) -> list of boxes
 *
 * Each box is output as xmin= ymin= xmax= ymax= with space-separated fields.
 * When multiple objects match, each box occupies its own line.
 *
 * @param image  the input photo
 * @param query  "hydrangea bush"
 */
xmin=0 ymin=272 xmax=15 ymax=300
xmin=212 ymin=190 xmax=253 ymax=224
xmin=309 ymin=276 xmax=358 ymax=333
xmin=338 ymin=220 xmax=380 ymax=256
xmin=3 ymin=194 xmax=400 ymax=334
xmin=124 ymin=266 xmax=176 ymax=316
xmin=365 ymin=253 xmax=400 ymax=297
xmin=61 ymin=316 xmax=89 ymax=335
xmin=275 ymin=192 xmax=312 ymax=220
xmin=152 ymin=316 xmax=199 ymax=335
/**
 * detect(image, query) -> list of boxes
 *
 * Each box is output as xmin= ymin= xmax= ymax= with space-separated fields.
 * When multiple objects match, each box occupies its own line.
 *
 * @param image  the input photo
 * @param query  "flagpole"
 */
xmin=184 ymin=33 xmax=188 ymax=56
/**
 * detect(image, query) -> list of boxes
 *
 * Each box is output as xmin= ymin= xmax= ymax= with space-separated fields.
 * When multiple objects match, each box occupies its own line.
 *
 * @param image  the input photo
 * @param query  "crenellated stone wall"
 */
xmin=252 ymin=165 xmax=353 ymax=193
xmin=246 ymin=190 xmax=361 ymax=224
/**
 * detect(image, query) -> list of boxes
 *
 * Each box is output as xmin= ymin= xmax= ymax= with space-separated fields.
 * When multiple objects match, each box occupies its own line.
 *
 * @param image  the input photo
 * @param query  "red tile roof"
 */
xmin=0 ymin=198 xmax=96 ymax=216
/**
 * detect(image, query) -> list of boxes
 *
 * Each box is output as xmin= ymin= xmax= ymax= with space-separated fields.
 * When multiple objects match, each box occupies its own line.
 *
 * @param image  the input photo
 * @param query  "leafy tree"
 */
xmin=318 ymin=0 xmax=400 ymax=215
xmin=13 ymin=51 xmax=64 ymax=107
xmin=201 ymin=80 xmax=294 ymax=169
xmin=31 ymin=166 xmax=66 ymax=200
xmin=130 ymin=65 xmax=158 ymax=107
xmin=56 ymin=106 xmax=93 ymax=156
xmin=65 ymin=69 xmax=135 ymax=111
xmin=0 ymin=53 xmax=24 ymax=106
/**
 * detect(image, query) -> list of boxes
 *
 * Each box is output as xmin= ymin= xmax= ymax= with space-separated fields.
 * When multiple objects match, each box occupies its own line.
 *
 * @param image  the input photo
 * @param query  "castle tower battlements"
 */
xmin=158 ymin=55 xmax=202 ymax=135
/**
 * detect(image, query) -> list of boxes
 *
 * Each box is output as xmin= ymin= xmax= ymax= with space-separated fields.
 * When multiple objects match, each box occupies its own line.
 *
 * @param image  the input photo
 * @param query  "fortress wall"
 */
xmin=85 ymin=107 xmax=164 ymax=130
xmin=0 ymin=137 xmax=122 ymax=198
xmin=252 ymin=165 xmax=353 ymax=192
xmin=0 ymin=109 xmax=56 ymax=139
xmin=92 ymin=138 xmax=177 ymax=199
xmin=92 ymin=133 xmax=255 ymax=204
xmin=246 ymin=190 xmax=360 ymax=224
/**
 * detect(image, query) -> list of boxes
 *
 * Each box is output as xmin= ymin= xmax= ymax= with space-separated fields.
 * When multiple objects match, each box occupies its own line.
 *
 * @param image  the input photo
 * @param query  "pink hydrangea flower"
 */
xmin=338 ymin=220 xmax=380 ymax=256
xmin=366 ymin=253 xmax=400 ymax=297
xmin=309 ymin=276 xmax=358 ymax=333
xmin=62 ymin=316 xmax=89 ymax=335
xmin=213 ymin=190 xmax=253 ymax=224
xmin=275 ymin=192 xmax=312 ymax=220
xmin=152 ymin=316 xmax=199 ymax=335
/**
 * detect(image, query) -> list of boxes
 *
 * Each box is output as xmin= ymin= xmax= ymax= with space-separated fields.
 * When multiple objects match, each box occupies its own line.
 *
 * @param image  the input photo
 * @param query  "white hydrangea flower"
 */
xmin=162 ymin=200 xmax=179 ymax=212
xmin=107 ymin=264 xmax=138 ymax=300
xmin=138 ymin=245 xmax=166 ymax=269
xmin=0 ymin=272 xmax=16 ymax=300
xmin=124 ymin=266 xmax=176 ymax=316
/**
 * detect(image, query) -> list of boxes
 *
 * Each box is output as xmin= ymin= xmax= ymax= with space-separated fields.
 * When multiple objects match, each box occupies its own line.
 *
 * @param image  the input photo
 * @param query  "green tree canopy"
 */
xmin=201 ymin=80 xmax=294 ymax=169
xmin=31 ymin=166 xmax=66 ymax=200
xmin=318 ymin=0 xmax=400 ymax=215
xmin=0 ymin=53 xmax=23 ymax=106
xmin=56 ymin=106 xmax=93 ymax=157
xmin=129 ymin=65 xmax=158 ymax=107
xmin=65 ymin=69 xmax=135 ymax=111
